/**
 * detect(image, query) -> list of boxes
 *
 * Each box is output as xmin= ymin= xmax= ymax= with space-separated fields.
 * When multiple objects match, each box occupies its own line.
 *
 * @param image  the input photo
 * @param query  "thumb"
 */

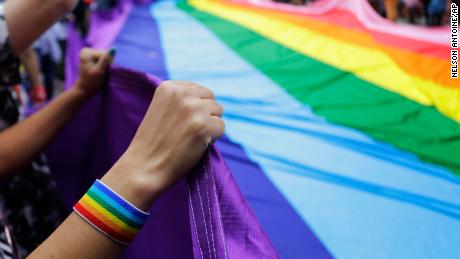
xmin=97 ymin=48 xmax=116 ymax=70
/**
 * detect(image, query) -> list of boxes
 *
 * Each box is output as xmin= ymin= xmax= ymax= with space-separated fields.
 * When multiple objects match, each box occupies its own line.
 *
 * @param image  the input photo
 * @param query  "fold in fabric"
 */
xmin=65 ymin=0 xmax=134 ymax=89
xmin=232 ymin=0 xmax=450 ymax=46
xmin=46 ymin=66 xmax=278 ymax=258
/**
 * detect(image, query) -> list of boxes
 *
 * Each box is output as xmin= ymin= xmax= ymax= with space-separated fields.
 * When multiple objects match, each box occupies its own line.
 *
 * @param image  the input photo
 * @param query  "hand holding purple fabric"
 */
xmin=74 ymin=48 xmax=115 ymax=99
xmin=37 ymin=67 xmax=276 ymax=259
xmin=101 ymin=80 xmax=225 ymax=211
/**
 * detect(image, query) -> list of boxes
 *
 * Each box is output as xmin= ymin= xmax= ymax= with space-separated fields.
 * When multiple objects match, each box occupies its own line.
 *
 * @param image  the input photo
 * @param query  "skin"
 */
xmin=384 ymin=0 xmax=399 ymax=21
xmin=4 ymin=0 xmax=77 ymax=55
xmin=1 ymin=50 xmax=225 ymax=258
xmin=0 ymin=48 xmax=113 ymax=180
xmin=28 ymin=54 xmax=224 ymax=259
xmin=2 ymin=1 xmax=225 ymax=257
xmin=20 ymin=47 xmax=43 ymax=89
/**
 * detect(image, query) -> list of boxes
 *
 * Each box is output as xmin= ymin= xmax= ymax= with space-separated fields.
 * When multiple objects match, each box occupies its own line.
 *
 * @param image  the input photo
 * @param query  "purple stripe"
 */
xmin=65 ymin=0 xmax=133 ymax=88
xmin=54 ymin=1 xmax=330 ymax=257
xmin=217 ymin=136 xmax=332 ymax=258
xmin=112 ymin=3 xmax=168 ymax=79
xmin=114 ymin=3 xmax=331 ymax=257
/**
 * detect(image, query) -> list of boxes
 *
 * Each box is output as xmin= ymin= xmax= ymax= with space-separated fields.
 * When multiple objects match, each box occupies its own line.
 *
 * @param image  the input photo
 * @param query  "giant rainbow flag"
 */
xmin=58 ymin=0 xmax=460 ymax=258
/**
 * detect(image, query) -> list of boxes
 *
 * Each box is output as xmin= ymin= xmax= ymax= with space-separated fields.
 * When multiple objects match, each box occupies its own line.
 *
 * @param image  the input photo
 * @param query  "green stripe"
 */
xmin=87 ymin=189 xmax=142 ymax=229
xmin=179 ymin=2 xmax=460 ymax=176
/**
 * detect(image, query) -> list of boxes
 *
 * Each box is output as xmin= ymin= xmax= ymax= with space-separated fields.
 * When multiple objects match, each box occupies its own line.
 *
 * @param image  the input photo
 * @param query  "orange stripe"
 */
xmin=219 ymin=0 xmax=456 ymax=88
xmin=74 ymin=203 xmax=132 ymax=243
xmin=230 ymin=0 xmax=450 ymax=59
xmin=79 ymin=198 xmax=136 ymax=239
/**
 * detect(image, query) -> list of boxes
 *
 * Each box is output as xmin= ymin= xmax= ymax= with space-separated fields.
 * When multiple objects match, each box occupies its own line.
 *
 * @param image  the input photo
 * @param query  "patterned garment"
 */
xmin=0 ymin=231 xmax=14 ymax=259
xmin=0 ymin=157 xmax=67 ymax=258
xmin=0 ymin=4 xmax=66 ymax=258
xmin=0 ymin=213 xmax=17 ymax=259
xmin=0 ymin=5 xmax=20 ymax=87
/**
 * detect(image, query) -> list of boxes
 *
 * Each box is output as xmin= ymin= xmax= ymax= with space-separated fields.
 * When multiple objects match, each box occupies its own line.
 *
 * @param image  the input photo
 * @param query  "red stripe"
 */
xmin=74 ymin=203 xmax=133 ymax=243
xmin=309 ymin=9 xmax=450 ymax=60
xmin=230 ymin=1 xmax=450 ymax=60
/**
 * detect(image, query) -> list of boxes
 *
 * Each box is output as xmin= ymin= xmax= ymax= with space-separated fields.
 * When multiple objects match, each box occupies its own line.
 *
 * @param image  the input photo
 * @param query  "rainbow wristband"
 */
xmin=73 ymin=180 xmax=149 ymax=245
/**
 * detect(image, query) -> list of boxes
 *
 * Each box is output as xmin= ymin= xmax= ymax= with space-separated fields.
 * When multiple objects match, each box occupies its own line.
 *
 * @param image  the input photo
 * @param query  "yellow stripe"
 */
xmin=81 ymin=194 xmax=138 ymax=235
xmin=189 ymin=0 xmax=460 ymax=123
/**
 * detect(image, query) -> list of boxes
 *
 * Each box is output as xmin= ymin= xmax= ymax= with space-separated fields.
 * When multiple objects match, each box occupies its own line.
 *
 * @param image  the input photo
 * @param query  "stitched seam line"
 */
xmin=204 ymin=159 xmax=217 ymax=258
xmin=209 ymin=152 xmax=228 ymax=259
xmin=188 ymin=184 xmax=204 ymax=259
xmin=195 ymin=175 xmax=212 ymax=257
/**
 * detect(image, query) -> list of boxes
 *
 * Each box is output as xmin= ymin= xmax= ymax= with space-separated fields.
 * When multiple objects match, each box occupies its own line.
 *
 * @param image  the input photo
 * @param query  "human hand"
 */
xmin=74 ymin=48 xmax=115 ymax=98
xmin=103 ymin=81 xmax=225 ymax=210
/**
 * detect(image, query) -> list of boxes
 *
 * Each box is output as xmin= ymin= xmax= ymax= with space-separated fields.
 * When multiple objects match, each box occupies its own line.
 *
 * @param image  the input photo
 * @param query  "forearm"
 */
xmin=0 ymin=85 xmax=90 ymax=179
xmin=20 ymin=48 xmax=43 ymax=87
xmin=29 ymin=213 xmax=124 ymax=259
xmin=29 ymin=163 xmax=159 ymax=259
xmin=4 ymin=0 xmax=77 ymax=55
xmin=30 ymin=197 xmax=146 ymax=259
xmin=29 ymin=79 xmax=224 ymax=258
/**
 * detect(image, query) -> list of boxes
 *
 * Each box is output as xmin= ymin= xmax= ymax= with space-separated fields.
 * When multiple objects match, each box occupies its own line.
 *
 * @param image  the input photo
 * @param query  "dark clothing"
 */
xmin=0 ymin=5 xmax=66 ymax=258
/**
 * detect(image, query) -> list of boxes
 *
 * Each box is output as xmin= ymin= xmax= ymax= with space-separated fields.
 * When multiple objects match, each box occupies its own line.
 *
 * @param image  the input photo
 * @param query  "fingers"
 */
xmin=200 ymin=100 xmax=225 ymax=144
xmin=208 ymin=116 xmax=225 ymax=142
xmin=79 ymin=47 xmax=114 ymax=69
xmin=80 ymin=48 xmax=105 ymax=63
xmin=153 ymin=80 xmax=224 ymax=147
xmin=96 ymin=52 xmax=114 ymax=70
xmin=192 ymin=84 xmax=215 ymax=100
xmin=201 ymin=99 xmax=223 ymax=117
xmin=170 ymin=81 xmax=215 ymax=99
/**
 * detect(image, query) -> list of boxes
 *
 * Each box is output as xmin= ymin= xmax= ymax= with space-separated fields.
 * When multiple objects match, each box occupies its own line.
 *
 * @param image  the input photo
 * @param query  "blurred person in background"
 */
xmin=33 ymin=23 xmax=65 ymax=101
xmin=1 ymin=0 xmax=224 ymax=258
xmin=96 ymin=0 xmax=118 ymax=11
xmin=0 ymin=0 xmax=111 ymax=256
xmin=441 ymin=0 xmax=452 ymax=24
xmin=0 ymin=0 xmax=47 ymax=106
xmin=401 ymin=0 xmax=423 ymax=23
xmin=427 ymin=0 xmax=446 ymax=25
xmin=72 ymin=0 xmax=92 ymax=36
xmin=369 ymin=0 xmax=386 ymax=16
xmin=384 ymin=0 xmax=399 ymax=21
xmin=19 ymin=47 xmax=47 ymax=104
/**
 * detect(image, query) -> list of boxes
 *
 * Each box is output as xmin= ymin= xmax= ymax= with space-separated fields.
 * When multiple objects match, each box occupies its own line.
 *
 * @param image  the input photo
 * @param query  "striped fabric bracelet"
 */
xmin=73 ymin=179 xmax=149 ymax=245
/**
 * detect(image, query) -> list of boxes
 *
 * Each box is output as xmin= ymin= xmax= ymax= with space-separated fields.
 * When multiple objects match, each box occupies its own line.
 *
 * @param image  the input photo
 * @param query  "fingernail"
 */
xmin=109 ymin=47 xmax=117 ymax=57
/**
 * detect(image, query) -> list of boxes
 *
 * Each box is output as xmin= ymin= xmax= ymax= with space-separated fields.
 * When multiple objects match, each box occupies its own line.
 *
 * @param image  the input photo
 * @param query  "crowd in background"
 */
xmin=1 ymin=0 xmax=226 ymax=255
xmin=370 ymin=0 xmax=452 ymax=25
xmin=10 ymin=0 xmax=118 ymax=114
xmin=0 ymin=0 xmax=118 ymax=257
xmin=14 ymin=0 xmax=453 ymax=111
xmin=0 ymin=0 xmax=454 ymax=257
xmin=277 ymin=0 xmax=453 ymax=26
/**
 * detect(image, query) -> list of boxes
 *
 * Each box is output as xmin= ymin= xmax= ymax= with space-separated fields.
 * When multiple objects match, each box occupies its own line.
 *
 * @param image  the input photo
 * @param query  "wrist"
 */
xmin=100 ymin=153 xmax=165 ymax=211
xmin=71 ymin=80 xmax=96 ymax=101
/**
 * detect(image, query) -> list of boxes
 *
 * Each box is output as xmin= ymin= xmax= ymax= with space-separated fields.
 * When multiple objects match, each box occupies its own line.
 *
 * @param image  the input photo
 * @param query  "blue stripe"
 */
xmin=93 ymin=180 xmax=149 ymax=221
xmin=152 ymin=1 xmax=460 ymax=258
xmin=109 ymin=2 xmax=331 ymax=258
xmin=113 ymin=3 xmax=169 ymax=79
xmin=216 ymin=136 xmax=333 ymax=258
xmin=89 ymin=183 xmax=146 ymax=224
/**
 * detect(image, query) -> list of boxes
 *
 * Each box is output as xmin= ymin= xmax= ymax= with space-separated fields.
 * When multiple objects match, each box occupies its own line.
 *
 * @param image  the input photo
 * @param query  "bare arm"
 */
xmin=29 ymin=80 xmax=225 ymax=258
xmin=30 ymin=213 xmax=125 ymax=258
xmin=0 ymin=48 xmax=113 ymax=181
xmin=4 ymin=0 xmax=77 ymax=55
xmin=20 ymin=48 xmax=43 ymax=88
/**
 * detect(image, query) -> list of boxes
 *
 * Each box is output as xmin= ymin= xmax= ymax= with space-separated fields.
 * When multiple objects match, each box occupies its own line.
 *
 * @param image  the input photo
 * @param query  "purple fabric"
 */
xmin=65 ymin=0 xmax=133 ymax=88
xmin=188 ymin=150 xmax=278 ymax=259
xmin=47 ymin=66 xmax=278 ymax=258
